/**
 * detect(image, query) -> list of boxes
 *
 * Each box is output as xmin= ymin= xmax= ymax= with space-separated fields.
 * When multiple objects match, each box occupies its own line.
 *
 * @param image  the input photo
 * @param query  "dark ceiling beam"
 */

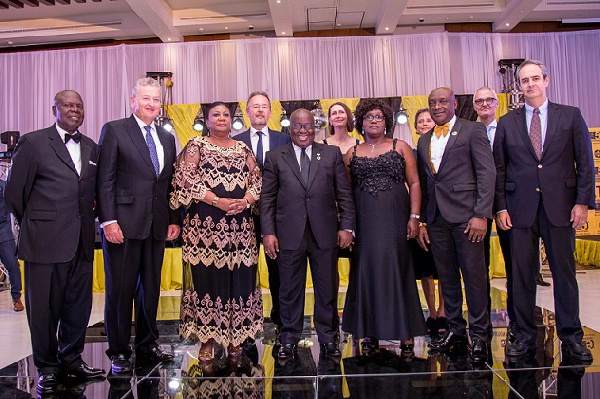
xmin=38 ymin=0 xmax=55 ymax=4
xmin=55 ymin=0 xmax=70 ymax=4
xmin=22 ymin=0 xmax=39 ymax=6
xmin=73 ymin=0 xmax=85 ymax=3
xmin=5 ymin=0 xmax=24 ymax=8
xmin=0 ymin=1 xmax=8 ymax=9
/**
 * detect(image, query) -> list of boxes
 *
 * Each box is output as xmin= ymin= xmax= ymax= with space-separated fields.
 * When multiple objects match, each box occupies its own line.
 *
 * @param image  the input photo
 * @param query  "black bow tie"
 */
xmin=64 ymin=132 xmax=81 ymax=144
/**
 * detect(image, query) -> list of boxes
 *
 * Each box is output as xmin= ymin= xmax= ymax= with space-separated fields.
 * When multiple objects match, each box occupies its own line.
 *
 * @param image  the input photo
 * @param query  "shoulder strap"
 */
xmin=392 ymin=138 xmax=398 ymax=150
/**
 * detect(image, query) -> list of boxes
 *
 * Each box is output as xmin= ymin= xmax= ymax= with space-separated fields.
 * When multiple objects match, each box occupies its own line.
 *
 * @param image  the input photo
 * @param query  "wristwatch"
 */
xmin=245 ymin=198 xmax=251 ymax=209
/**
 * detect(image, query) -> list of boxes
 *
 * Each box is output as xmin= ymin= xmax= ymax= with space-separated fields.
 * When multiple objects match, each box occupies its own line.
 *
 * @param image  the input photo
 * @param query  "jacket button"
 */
xmin=535 ymin=188 xmax=541 ymax=192
xmin=538 ymin=164 xmax=542 ymax=169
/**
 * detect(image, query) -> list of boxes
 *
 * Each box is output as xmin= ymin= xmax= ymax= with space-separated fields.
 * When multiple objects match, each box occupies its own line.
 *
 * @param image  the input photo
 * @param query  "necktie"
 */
xmin=530 ymin=108 xmax=542 ymax=159
xmin=300 ymin=148 xmax=310 ymax=185
xmin=64 ymin=132 xmax=82 ymax=144
xmin=144 ymin=125 xmax=160 ymax=177
xmin=487 ymin=125 xmax=494 ymax=147
xmin=433 ymin=124 xmax=450 ymax=138
xmin=256 ymin=131 xmax=264 ymax=169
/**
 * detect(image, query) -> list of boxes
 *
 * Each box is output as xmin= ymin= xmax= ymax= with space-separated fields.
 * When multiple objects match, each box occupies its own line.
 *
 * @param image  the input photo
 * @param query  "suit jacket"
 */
xmin=5 ymin=125 xmax=99 ymax=263
xmin=235 ymin=128 xmax=291 ymax=167
xmin=0 ymin=180 xmax=14 ymax=244
xmin=417 ymin=118 xmax=495 ymax=224
xmin=260 ymin=142 xmax=355 ymax=251
xmin=96 ymin=115 xmax=180 ymax=241
xmin=493 ymin=102 xmax=594 ymax=228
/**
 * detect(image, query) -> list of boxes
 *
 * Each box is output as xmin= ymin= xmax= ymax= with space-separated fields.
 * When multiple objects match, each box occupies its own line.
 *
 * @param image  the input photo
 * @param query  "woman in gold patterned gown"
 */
xmin=170 ymin=101 xmax=263 ymax=360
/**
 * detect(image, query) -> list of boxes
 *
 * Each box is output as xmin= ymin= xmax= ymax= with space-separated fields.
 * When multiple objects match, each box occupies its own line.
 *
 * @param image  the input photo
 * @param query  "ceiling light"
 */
xmin=193 ymin=116 xmax=205 ymax=132
xmin=395 ymin=108 xmax=408 ymax=125
xmin=385 ymin=27 xmax=389 ymax=31
xmin=162 ymin=118 xmax=174 ymax=133
xmin=505 ymin=23 xmax=510 ymax=26
xmin=281 ymin=31 xmax=286 ymax=35
xmin=276 ymin=0 xmax=281 ymax=3
xmin=280 ymin=110 xmax=290 ymax=127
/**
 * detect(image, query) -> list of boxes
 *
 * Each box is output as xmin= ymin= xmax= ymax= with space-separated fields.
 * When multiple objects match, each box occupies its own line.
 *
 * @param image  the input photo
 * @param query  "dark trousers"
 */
xmin=24 ymin=248 xmax=92 ymax=374
xmin=0 ymin=238 xmax=21 ymax=300
xmin=253 ymin=214 xmax=281 ymax=327
xmin=484 ymin=219 xmax=514 ymax=322
xmin=510 ymin=201 xmax=582 ymax=347
xmin=428 ymin=213 xmax=489 ymax=342
xmin=103 ymin=233 xmax=166 ymax=357
xmin=278 ymin=224 xmax=339 ymax=345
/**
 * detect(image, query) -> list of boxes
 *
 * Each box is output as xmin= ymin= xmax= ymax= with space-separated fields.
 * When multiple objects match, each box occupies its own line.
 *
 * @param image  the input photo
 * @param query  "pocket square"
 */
xmin=89 ymin=160 xmax=97 ymax=166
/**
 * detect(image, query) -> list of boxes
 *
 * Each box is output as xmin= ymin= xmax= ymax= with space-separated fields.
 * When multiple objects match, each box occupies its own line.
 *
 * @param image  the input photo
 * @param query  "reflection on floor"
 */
xmin=1 ymin=284 xmax=599 ymax=398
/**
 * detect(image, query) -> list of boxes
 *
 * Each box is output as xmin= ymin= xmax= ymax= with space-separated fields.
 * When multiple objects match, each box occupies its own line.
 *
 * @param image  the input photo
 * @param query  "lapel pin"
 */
xmin=316 ymin=153 xmax=321 ymax=160
xmin=451 ymin=131 xmax=457 ymax=136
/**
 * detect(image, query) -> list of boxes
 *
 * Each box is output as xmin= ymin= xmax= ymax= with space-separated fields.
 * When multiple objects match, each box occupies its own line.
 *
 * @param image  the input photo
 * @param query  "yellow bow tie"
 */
xmin=434 ymin=124 xmax=450 ymax=138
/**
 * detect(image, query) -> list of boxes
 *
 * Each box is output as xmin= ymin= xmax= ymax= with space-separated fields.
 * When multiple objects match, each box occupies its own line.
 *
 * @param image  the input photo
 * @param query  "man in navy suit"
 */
xmin=235 ymin=91 xmax=290 ymax=333
xmin=6 ymin=90 xmax=104 ymax=394
xmin=261 ymin=109 xmax=355 ymax=360
xmin=417 ymin=87 xmax=495 ymax=364
xmin=97 ymin=78 xmax=181 ymax=374
xmin=0 ymin=179 xmax=23 ymax=312
xmin=494 ymin=60 xmax=594 ymax=363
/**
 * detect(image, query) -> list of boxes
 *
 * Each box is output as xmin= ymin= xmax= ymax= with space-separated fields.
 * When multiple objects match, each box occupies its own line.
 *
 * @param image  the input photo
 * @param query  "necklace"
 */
xmin=369 ymin=143 xmax=376 ymax=152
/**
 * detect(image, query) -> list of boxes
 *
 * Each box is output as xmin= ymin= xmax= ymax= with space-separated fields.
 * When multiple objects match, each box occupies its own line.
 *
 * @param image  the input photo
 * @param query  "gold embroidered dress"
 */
xmin=170 ymin=136 xmax=263 ymax=347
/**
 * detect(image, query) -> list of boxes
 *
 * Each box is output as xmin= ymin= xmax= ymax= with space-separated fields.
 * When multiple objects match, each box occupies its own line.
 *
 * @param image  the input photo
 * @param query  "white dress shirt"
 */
xmin=56 ymin=125 xmax=82 ymax=176
xmin=133 ymin=114 xmax=165 ymax=173
xmin=250 ymin=127 xmax=270 ymax=159
xmin=430 ymin=115 xmax=457 ymax=172
xmin=292 ymin=143 xmax=312 ymax=166
xmin=486 ymin=120 xmax=497 ymax=149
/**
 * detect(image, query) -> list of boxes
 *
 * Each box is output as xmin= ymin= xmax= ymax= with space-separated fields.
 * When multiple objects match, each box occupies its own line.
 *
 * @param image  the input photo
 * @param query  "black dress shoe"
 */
xmin=470 ymin=339 xmax=489 ymax=364
xmin=320 ymin=342 xmax=341 ymax=357
xmin=429 ymin=331 xmax=467 ymax=352
xmin=66 ymin=363 xmax=106 ymax=379
xmin=37 ymin=373 xmax=59 ymax=394
xmin=562 ymin=342 xmax=593 ymax=363
xmin=278 ymin=344 xmax=298 ymax=359
xmin=111 ymin=354 xmax=132 ymax=374
xmin=136 ymin=346 xmax=175 ymax=363
xmin=507 ymin=322 xmax=517 ymax=344
xmin=536 ymin=273 xmax=551 ymax=286
xmin=506 ymin=341 xmax=534 ymax=358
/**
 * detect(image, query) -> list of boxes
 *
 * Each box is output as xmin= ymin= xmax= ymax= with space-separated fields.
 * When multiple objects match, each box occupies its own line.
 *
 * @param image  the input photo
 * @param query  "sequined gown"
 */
xmin=342 ymin=140 xmax=426 ymax=340
xmin=170 ymin=136 xmax=263 ymax=347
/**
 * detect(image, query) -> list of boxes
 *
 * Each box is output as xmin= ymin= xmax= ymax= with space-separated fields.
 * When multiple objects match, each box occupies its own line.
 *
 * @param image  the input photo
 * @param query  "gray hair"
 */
xmin=131 ymin=77 xmax=161 ymax=97
xmin=516 ymin=59 xmax=548 ymax=79
xmin=473 ymin=86 xmax=498 ymax=103
xmin=246 ymin=91 xmax=271 ymax=109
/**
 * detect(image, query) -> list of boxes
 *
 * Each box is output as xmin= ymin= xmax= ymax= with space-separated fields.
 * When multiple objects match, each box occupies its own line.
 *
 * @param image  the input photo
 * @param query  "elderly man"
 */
xmin=97 ymin=77 xmax=181 ymax=374
xmin=261 ymin=108 xmax=355 ymax=360
xmin=494 ymin=60 xmax=594 ymax=363
xmin=417 ymin=87 xmax=496 ymax=364
xmin=6 ymin=90 xmax=104 ymax=394
xmin=235 ymin=91 xmax=291 ymax=334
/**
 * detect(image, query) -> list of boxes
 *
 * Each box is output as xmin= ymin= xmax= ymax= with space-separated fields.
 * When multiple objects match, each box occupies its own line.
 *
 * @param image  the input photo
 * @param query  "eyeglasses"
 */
xmin=59 ymin=102 xmax=84 ymax=111
xmin=364 ymin=114 xmax=385 ymax=122
xmin=292 ymin=123 xmax=314 ymax=131
xmin=474 ymin=97 xmax=497 ymax=106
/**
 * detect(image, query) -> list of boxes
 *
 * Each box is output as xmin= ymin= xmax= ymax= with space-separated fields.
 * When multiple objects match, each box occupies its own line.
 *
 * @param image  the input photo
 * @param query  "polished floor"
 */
xmin=1 ymin=268 xmax=600 ymax=398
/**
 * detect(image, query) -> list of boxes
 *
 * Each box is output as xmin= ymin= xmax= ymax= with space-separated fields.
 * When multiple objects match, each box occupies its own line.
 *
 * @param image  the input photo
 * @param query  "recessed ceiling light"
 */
xmin=225 ymin=26 xmax=228 ymax=30
xmin=276 ymin=0 xmax=281 ymax=3
xmin=505 ymin=23 xmax=510 ymax=26
xmin=446 ymin=17 xmax=450 ymax=20
xmin=469 ymin=16 xmax=473 ymax=19
xmin=385 ymin=27 xmax=389 ymax=31
xmin=282 ymin=31 xmax=286 ymax=34
xmin=7 ymin=41 xmax=13 ymax=45
xmin=199 ymin=28 xmax=204 ymax=31
xmin=167 ymin=38 xmax=171 ymax=41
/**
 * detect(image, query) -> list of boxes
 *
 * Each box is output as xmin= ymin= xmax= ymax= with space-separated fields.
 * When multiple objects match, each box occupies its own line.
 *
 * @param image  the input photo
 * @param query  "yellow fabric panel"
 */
xmin=167 ymin=104 xmax=203 ymax=148
xmin=239 ymin=100 xmax=285 ymax=132
xmin=497 ymin=93 xmax=509 ymax=118
xmin=400 ymin=95 xmax=430 ymax=147
xmin=319 ymin=98 xmax=363 ymax=141
xmin=575 ymin=239 xmax=600 ymax=267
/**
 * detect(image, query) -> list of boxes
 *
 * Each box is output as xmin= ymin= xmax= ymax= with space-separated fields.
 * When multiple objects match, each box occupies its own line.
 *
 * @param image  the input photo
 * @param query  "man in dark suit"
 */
xmin=97 ymin=77 xmax=181 ymax=374
xmin=494 ymin=60 xmax=594 ymax=363
xmin=0 ymin=179 xmax=23 ymax=312
xmin=261 ymin=108 xmax=355 ymax=360
xmin=6 ymin=90 xmax=104 ymax=394
xmin=234 ymin=91 xmax=291 ymax=333
xmin=417 ymin=87 xmax=495 ymax=364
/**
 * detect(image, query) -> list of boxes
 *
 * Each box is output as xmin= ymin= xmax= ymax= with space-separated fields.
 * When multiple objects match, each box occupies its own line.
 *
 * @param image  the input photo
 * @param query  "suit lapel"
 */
xmin=156 ymin=126 xmax=172 ymax=177
xmin=306 ymin=143 xmax=323 ymax=190
xmin=126 ymin=115 xmax=156 ymax=176
xmin=436 ymin=119 xmax=461 ymax=174
xmin=515 ymin=107 xmax=539 ymax=161
xmin=281 ymin=144 xmax=305 ymax=188
xmin=48 ymin=126 xmax=78 ymax=175
xmin=79 ymin=138 xmax=92 ymax=179
xmin=542 ymin=102 xmax=560 ymax=157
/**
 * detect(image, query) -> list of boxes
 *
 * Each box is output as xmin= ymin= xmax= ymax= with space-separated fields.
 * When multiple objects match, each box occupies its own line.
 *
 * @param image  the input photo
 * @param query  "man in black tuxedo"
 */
xmin=261 ymin=109 xmax=355 ymax=360
xmin=417 ymin=87 xmax=495 ymax=364
xmin=97 ymin=78 xmax=181 ymax=374
xmin=0 ymin=179 xmax=23 ymax=312
xmin=6 ymin=90 xmax=104 ymax=394
xmin=494 ymin=60 xmax=594 ymax=363
xmin=234 ymin=91 xmax=291 ymax=332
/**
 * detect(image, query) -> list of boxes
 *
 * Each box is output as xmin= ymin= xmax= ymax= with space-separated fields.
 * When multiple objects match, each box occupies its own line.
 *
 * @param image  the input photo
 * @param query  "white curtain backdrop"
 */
xmin=1 ymin=30 xmax=599 ymax=143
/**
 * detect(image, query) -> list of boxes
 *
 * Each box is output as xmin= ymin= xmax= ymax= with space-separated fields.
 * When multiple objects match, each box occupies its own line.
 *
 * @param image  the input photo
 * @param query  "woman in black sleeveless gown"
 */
xmin=342 ymin=98 xmax=426 ymax=354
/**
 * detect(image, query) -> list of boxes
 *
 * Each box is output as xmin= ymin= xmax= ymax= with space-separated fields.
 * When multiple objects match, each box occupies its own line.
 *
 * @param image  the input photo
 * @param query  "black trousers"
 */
xmin=103 ymin=233 xmax=166 ymax=357
xmin=278 ymin=224 xmax=339 ymax=345
xmin=253 ymin=213 xmax=281 ymax=327
xmin=25 ymin=247 xmax=92 ymax=374
xmin=428 ymin=212 xmax=490 ymax=342
xmin=484 ymin=219 xmax=514 ymax=322
xmin=510 ymin=201 xmax=582 ymax=347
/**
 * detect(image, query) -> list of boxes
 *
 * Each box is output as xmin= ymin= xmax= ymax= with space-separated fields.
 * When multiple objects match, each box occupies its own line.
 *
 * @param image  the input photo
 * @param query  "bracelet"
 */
xmin=244 ymin=198 xmax=251 ymax=209
xmin=211 ymin=196 xmax=220 ymax=206
xmin=419 ymin=222 xmax=427 ymax=227
xmin=409 ymin=214 xmax=420 ymax=219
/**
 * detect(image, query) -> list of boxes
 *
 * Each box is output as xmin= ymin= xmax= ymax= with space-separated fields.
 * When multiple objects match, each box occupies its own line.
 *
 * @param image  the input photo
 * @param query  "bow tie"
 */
xmin=433 ymin=124 xmax=450 ymax=138
xmin=64 ymin=132 xmax=82 ymax=144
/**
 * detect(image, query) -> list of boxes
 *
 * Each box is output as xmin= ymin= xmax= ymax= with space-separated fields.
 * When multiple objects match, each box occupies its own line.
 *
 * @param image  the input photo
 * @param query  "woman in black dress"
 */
xmin=342 ymin=98 xmax=426 ymax=354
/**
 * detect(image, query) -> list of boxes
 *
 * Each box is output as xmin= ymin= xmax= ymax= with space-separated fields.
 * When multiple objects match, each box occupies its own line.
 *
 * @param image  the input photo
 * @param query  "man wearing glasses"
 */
xmin=261 ymin=108 xmax=355 ymax=361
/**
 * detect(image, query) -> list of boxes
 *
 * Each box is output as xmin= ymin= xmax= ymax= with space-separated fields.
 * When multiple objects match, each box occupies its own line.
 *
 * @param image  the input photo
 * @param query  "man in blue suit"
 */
xmin=235 ymin=91 xmax=290 ymax=334
xmin=494 ymin=60 xmax=595 ymax=363
xmin=0 ymin=179 xmax=22 ymax=312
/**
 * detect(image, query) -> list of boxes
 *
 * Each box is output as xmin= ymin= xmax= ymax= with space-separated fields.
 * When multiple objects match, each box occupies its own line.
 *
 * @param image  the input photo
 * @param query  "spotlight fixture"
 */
xmin=232 ymin=105 xmax=245 ymax=131
xmin=280 ymin=110 xmax=290 ymax=127
xmin=311 ymin=101 xmax=327 ymax=130
xmin=395 ymin=107 xmax=408 ymax=125
xmin=162 ymin=117 xmax=174 ymax=132
xmin=193 ymin=116 xmax=205 ymax=132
